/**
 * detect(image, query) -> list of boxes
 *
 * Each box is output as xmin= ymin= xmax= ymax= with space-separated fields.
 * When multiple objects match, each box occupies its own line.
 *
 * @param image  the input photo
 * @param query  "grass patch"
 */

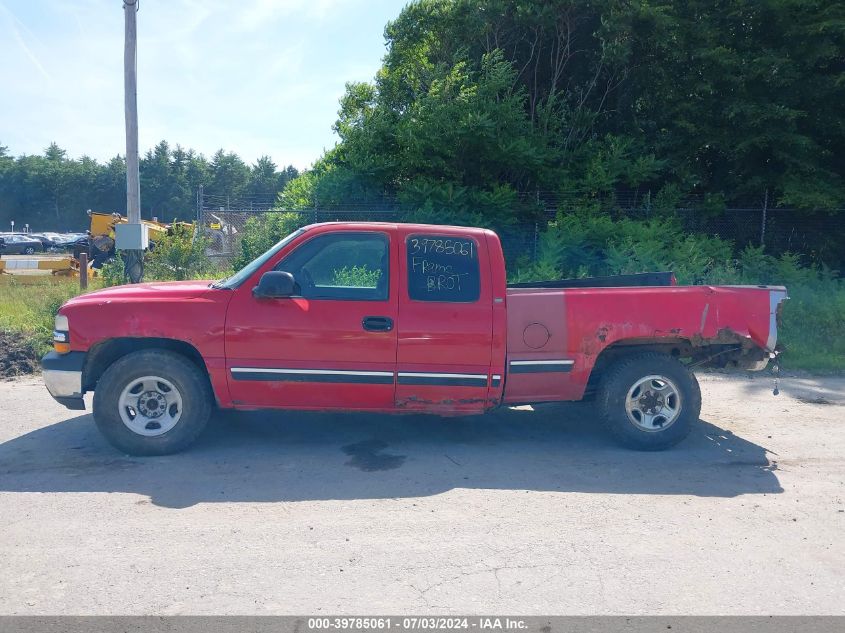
xmin=0 ymin=277 xmax=94 ymax=372
xmin=779 ymin=285 xmax=845 ymax=372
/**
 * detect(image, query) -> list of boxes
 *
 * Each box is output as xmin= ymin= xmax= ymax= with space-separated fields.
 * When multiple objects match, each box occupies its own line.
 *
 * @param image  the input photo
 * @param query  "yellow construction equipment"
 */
xmin=87 ymin=211 xmax=171 ymax=241
xmin=0 ymin=212 xmax=189 ymax=280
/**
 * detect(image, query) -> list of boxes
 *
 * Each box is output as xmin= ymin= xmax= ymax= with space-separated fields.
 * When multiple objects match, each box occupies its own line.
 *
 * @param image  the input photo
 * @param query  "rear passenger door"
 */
xmin=395 ymin=232 xmax=494 ymax=412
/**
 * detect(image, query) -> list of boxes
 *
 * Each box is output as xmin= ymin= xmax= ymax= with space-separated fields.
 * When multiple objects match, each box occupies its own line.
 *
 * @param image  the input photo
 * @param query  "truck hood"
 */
xmin=64 ymin=280 xmax=217 ymax=306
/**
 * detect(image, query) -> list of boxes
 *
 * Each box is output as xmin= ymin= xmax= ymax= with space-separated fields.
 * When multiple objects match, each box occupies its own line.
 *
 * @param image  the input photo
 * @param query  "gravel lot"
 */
xmin=0 ymin=372 xmax=843 ymax=614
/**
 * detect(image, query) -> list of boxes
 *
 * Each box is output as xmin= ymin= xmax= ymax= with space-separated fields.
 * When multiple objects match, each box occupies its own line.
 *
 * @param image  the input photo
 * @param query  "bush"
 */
xmin=142 ymin=224 xmax=217 ymax=281
xmin=234 ymin=211 xmax=308 ymax=270
xmin=332 ymin=265 xmax=381 ymax=287
xmin=99 ymin=225 xmax=219 ymax=286
xmin=510 ymin=213 xmax=739 ymax=284
xmin=99 ymin=258 xmax=125 ymax=287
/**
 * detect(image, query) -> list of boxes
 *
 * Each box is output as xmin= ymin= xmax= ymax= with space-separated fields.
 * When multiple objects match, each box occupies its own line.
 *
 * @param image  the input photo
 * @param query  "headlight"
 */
xmin=53 ymin=314 xmax=70 ymax=353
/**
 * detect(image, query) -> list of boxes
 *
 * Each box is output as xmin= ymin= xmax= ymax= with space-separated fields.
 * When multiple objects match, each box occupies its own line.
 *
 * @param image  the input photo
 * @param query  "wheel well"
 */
xmin=583 ymin=336 xmax=751 ymax=398
xmin=583 ymin=339 xmax=691 ymax=399
xmin=82 ymin=337 xmax=209 ymax=391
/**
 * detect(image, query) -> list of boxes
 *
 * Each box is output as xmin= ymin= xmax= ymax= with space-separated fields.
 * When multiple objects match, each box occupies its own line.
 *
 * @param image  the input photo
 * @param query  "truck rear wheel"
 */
xmin=598 ymin=352 xmax=701 ymax=450
xmin=93 ymin=349 xmax=212 ymax=455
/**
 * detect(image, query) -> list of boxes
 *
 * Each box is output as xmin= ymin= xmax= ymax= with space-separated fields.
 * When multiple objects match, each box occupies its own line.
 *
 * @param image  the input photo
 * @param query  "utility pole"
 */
xmin=197 ymin=184 xmax=204 ymax=224
xmin=120 ymin=0 xmax=145 ymax=283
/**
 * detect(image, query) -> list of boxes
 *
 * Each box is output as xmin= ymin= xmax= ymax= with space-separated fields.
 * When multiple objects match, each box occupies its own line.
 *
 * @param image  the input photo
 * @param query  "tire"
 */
xmin=93 ymin=349 xmax=212 ymax=455
xmin=24 ymin=246 xmax=35 ymax=254
xmin=597 ymin=352 xmax=701 ymax=450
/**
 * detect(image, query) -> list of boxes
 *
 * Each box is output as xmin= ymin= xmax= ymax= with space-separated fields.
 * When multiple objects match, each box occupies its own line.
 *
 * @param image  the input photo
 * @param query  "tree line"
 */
xmin=279 ymin=0 xmax=845 ymax=264
xmin=0 ymin=141 xmax=298 ymax=231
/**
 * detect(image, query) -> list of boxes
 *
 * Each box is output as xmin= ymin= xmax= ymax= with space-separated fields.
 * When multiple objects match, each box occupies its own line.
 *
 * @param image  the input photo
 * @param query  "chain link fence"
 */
xmin=199 ymin=196 xmax=845 ymax=272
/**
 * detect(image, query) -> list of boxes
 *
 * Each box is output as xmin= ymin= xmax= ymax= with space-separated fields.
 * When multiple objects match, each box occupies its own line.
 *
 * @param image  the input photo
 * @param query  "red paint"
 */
xmin=60 ymin=223 xmax=784 ymax=413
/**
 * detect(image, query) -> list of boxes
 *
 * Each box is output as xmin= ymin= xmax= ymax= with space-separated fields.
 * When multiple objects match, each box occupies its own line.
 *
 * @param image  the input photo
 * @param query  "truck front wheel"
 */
xmin=598 ymin=352 xmax=701 ymax=450
xmin=93 ymin=349 xmax=212 ymax=455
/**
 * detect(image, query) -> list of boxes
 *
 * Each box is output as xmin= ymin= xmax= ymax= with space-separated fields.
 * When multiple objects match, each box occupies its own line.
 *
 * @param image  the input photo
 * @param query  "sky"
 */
xmin=0 ymin=0 xmax=405 ymax=169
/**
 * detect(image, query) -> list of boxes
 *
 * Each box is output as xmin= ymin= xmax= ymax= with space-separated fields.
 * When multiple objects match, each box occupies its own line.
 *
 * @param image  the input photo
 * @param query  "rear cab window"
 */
xmin=406 ymin=234 xmax=480 ymax=302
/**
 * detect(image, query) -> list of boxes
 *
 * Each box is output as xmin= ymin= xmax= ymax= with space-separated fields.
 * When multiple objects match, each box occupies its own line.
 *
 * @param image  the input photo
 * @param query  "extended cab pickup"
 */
xmin=43 ymin=222 xmax=787 ymax=455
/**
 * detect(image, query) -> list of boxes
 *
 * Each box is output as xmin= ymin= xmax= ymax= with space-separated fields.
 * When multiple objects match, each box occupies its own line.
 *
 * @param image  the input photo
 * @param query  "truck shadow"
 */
xmin=737 ymin=374 xmax=845 ymax=406
xmin=0 ymin=403 xmax=781 ymax=508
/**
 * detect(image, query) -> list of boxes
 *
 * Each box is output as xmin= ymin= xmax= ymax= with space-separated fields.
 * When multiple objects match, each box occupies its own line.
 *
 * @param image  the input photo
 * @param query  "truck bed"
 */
xmin=503 ymin=284 xmax=786 ymax=403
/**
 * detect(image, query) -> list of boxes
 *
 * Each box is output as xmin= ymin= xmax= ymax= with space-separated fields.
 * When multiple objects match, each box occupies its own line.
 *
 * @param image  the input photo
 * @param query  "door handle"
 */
xmin=362 ymin=316 xmax=394 ymax=332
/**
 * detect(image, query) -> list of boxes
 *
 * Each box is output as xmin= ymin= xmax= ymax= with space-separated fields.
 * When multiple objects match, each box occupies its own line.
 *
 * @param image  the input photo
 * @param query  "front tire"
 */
xmin=93 ymin=350 xmax=212 ymax=455
xmin=598 ymin=352 xmax=701 ymax=450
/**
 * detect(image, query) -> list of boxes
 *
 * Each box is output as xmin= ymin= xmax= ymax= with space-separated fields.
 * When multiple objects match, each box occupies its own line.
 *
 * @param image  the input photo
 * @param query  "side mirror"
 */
xmin=253 ymin=271 xmax=296 ymax=299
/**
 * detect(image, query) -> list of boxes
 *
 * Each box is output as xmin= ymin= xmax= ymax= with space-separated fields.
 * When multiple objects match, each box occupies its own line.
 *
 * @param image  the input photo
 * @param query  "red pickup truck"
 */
xmin=43 ymin=222 xmax=787 ymax=455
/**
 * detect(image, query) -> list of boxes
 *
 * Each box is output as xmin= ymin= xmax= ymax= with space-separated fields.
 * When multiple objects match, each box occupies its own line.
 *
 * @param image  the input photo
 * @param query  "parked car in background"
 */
xmin=44 ymin=233 xmax=88 ymax=253
xmin=30 ymin=233 xmax=62 ymax=249
xmin=0 ymin=234 xmax=44 ymax=254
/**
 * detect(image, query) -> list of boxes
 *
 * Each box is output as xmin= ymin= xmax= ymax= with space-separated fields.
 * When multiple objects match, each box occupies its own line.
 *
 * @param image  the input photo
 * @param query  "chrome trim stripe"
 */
xmin=230 ymin=367 xmax=394 ymax=384
xmin=231 ymin=368 xmax=393 ymax=376
xmin=397 ymin=372 xmax=487 ymax=379
xmin=397 ymin=371 xmax=488 ymax=387
xmin=509 ymin=359 xmax=574 ymax=374
xmin=510 ymin=359 xmax=574 ymax=366
xmin=231 ymin=368 xmax=495 ymax=387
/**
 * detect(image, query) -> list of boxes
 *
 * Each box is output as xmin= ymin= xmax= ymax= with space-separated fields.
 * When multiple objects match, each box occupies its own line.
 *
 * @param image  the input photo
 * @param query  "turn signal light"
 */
xmin=53 ymin=342 xmax=71 ymax=354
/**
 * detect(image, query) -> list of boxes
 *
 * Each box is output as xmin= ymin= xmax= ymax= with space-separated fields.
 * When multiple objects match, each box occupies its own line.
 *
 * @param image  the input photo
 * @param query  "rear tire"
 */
xmin=93 ymin=349 xmax=212 ymax=455
xmin=598 ymin=352 xmax=701 ymax=450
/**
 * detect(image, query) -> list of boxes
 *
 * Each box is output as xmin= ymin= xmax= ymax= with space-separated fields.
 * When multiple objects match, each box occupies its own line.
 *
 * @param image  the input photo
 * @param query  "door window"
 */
xmin=406 ymin=234 xmax=480 ymax=302
xmin=276 ymin=232 xmax=389 ymax=301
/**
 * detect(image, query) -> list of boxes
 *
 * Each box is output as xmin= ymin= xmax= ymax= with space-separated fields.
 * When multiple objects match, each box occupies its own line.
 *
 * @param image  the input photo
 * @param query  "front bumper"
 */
xmin=42 ymin=351 xmax=87 ymax=410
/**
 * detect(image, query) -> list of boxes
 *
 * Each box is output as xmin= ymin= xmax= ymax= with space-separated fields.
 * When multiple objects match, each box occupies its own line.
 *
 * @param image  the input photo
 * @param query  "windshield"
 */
xmin=212 ymin=228 xmax=307 ymax=289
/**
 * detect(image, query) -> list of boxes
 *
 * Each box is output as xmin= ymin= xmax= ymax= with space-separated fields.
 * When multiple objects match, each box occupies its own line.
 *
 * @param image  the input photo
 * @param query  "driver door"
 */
xmin=224 ymin=230 xmax=398 ymax=410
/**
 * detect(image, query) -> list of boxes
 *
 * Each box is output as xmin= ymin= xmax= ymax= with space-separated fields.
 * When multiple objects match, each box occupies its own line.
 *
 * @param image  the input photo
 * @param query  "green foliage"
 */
xmin=234 ymin=211 xmax=308 ymax=269
xmin=780 ymin=283 xmax=845 ymax=371
xmin=510 ymin=214 xmax=735 ymax=284
xmin=99 ymin=258 xmax=126 ymax=287
xmin=278 ymin=0 xmax=845 ymax=268
xmin=331 ymin=265 xmax=382 ymax=287
xmin=278 ymin=171 xmax=319 ymax=209
xmin=100 ymin=225 xmax=220 ymax=286
xmin=144 ymin=224 xmax=217 ymax=281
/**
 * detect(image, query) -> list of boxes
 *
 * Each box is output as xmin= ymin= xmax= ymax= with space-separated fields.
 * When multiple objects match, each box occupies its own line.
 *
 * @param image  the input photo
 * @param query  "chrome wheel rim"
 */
xmin=624 ymin=374 xmax=682 ymax=432
xmin=117 ymin=375 xmax=183 ymax=437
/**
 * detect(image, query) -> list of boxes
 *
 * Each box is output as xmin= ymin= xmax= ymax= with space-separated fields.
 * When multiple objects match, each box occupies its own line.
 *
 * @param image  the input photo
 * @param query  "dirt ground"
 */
xmin=0 ymin=372 xmax=843 ymax=614
xmin=0 ymin=333 xmax=41 ymax=377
